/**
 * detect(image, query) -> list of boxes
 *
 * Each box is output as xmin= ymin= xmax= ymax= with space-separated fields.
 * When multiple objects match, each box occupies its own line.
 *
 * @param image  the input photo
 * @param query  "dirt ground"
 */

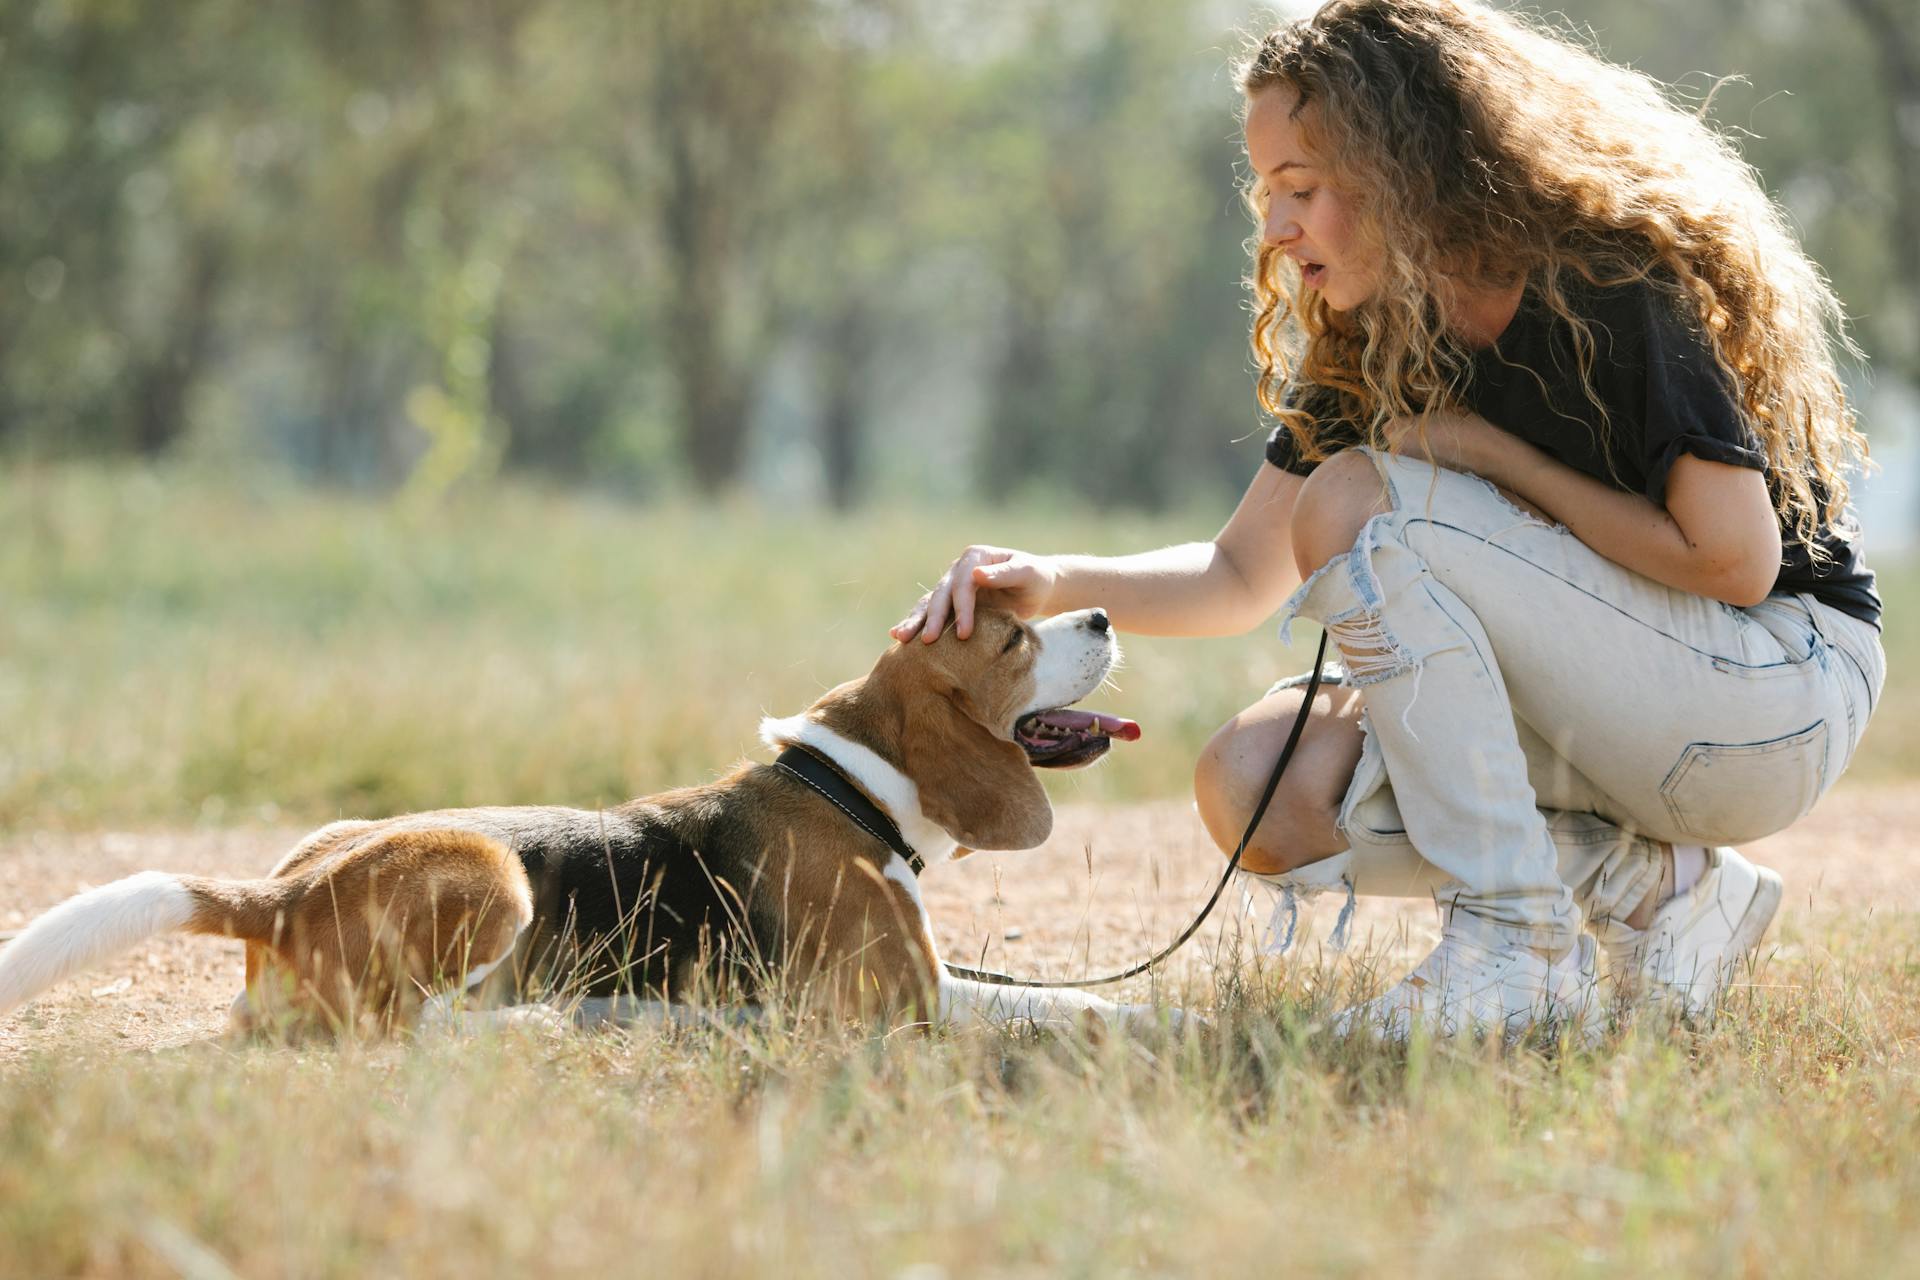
xmin=2 ymin=784 xmax=1912 ymax=1059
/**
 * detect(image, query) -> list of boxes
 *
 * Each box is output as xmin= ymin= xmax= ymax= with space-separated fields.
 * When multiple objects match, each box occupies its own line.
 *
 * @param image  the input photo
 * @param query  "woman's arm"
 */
xmin=1045 ymin=464 xmax=1309 ymax=635
xmin=893 ymin=464 xmax=1309 ymax=641
xmin=1404 ymin=414 xmax=1782 ymax=607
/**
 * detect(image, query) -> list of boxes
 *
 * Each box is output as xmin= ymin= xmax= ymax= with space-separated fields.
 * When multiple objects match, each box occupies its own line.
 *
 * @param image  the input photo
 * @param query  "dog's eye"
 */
xmin=1000 ymin=628 xmax=1026 ymax=655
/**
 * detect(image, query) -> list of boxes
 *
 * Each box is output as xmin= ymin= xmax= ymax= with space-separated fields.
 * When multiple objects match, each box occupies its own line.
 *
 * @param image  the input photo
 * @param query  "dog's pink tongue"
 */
xmin=1043 ymin=709 xmax=1142 ymax=741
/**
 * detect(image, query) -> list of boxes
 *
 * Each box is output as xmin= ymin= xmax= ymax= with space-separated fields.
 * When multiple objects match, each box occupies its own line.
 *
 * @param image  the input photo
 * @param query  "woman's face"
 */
xmin=1244 ymin=86 xmax=1377 ymax=311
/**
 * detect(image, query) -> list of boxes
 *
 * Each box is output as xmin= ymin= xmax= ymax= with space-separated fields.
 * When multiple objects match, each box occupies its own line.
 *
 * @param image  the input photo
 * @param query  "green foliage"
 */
xmin=4 ymin=1 xmax=1907 ymax=500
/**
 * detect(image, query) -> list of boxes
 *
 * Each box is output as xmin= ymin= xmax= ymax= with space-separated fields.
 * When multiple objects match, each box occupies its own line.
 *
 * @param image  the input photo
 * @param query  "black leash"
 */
xmin=943 ymin=632 xmax=1330 ymax=989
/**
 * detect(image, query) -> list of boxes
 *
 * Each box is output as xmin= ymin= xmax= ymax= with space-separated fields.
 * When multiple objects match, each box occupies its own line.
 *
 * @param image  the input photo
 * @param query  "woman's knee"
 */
xmin=1193 ymin=704 xmax=1353 ymax=875
xmin=1291 ymin=449 xmax=1393 ymax=580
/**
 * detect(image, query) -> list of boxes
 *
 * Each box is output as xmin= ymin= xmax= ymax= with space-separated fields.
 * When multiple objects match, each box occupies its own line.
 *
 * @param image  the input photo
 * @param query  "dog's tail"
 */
xmin=0 ymin=871 xmax=294 ymax=1018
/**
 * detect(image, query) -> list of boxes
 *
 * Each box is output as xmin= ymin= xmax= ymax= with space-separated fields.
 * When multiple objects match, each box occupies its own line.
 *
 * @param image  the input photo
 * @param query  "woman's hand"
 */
xmin=1382 ymin=412 xmax=1502 ymax=474
xmin=891 ymin=545 xmax=1060 ymax=643
xmin=1383 ymin=413 xmax=1559 ymax=524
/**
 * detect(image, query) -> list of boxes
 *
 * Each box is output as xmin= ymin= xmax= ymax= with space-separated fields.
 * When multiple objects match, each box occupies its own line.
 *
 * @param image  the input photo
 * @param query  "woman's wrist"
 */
xmin=1464 ymin=420 xmax=1537 ymax=492
xmin=1451 ymin=415 xmax=1501 ymax=480
xmin=1034 ymin=554 xmax=1085 ymax=615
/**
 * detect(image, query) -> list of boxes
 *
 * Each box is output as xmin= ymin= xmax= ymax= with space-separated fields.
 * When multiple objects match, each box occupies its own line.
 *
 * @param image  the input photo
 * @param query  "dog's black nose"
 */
xmin=1087 ymin=609 xmax=1110 ymax=633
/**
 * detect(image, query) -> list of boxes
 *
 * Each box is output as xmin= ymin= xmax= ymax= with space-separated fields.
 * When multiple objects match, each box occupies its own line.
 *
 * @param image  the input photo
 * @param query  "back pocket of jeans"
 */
xmin=1659 ymin=720 xmax=1829 ymax=843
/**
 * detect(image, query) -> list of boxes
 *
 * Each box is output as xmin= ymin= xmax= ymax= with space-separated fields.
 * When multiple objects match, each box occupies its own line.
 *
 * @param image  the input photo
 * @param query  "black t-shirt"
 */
xmin=1264 ymin=278 xmax=1881 ymax=627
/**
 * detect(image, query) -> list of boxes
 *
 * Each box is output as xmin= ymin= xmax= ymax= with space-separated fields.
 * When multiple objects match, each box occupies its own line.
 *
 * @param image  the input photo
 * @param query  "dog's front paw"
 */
xmin=417 ymin=998 xmax=570 ymax=1039
xmin=1116 ymin=1002 xmax=1206 ymax=1037
xmin=492 ymin=1004 xmax=570 ymax=1035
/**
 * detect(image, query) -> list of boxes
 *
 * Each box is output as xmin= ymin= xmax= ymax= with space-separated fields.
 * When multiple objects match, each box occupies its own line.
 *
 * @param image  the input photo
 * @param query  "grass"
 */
xmin=1 ymin=462 xmax=1308 ymax=832
xmin=1 ymin=912 xmax=1917 ymax=1277
xmin=3 ymin=461 xmax=1916 ymax=1277
xmin=1 ymin=462 xmax=1910 ymax=832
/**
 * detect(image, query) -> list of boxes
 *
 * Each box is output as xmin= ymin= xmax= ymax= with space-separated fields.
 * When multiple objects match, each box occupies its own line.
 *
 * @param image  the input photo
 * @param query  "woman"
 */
xmin=892 ymin=0 xmax=1883 ymax=1039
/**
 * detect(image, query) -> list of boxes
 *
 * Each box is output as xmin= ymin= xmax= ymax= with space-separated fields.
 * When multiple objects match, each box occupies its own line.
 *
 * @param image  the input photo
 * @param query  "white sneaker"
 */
xmin=1600 ymin=846 xmax=1783 ymax=1018
xmin=1333 ymin=910 xmax=1597 ymax=1042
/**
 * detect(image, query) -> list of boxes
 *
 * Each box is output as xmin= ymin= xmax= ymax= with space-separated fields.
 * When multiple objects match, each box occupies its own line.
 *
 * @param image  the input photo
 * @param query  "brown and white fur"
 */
xmin=0 ymin=604 xmax=1173 ymax=1038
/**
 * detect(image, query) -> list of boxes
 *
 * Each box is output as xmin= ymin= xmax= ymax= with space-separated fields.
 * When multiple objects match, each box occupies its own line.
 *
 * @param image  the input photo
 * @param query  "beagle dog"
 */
xmin=0 ymin=604 xmax=1175 ymax=1037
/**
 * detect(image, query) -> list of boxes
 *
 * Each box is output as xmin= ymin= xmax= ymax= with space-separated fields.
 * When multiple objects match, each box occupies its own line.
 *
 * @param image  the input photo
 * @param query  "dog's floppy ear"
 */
xmin=900 ymin=682 xmax=1052 ymax=851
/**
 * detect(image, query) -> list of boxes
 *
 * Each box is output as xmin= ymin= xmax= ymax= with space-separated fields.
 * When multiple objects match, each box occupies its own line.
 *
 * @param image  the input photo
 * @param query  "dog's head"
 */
xmin=764 ymin=596 xmax=1139 ymax=854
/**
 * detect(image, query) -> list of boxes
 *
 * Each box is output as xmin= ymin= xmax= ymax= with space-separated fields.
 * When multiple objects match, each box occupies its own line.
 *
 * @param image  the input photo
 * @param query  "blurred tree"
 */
xmin=616 ymin=0 xmax=808 ymax=494
xmin=0 ymin=2 xmax=241 ymax=455
xmin=1837 ymin=0 xmax=1919 ymax=382
xmin=789 ymin=20 xmax=892 ymax=511
xmin=0 ymin=0 xmax=1910 ymax=502
xmin=1584 ymin=0 xmax=1917 ymax=384
xmin=958 ymin=0 xmax=1257 ymax=508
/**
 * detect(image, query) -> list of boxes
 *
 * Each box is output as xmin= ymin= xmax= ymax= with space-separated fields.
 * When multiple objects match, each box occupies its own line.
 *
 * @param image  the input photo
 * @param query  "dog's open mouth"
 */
xmin=1014 ymin=709 xmax=1141 ymax=769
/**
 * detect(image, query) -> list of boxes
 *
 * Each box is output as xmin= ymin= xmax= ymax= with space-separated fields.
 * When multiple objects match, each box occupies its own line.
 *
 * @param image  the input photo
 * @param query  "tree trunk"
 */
xmin=667 ymin=297 xmax=751 ymax=493
xmin=818 ymin=303 xmax=872 ymax=510
xmin=982 ymin=297 xmax=1055 ymax=496
xmin=130 ymin=235 xmax=226 ymax=457
xmin=490 ymin=306 xmax=549 ymax=472
xmin=660 ymin=106 xmax=752 ymax=493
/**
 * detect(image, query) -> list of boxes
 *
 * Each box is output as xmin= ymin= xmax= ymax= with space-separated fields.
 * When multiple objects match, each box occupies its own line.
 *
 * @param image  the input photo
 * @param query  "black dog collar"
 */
xmin=774 ymin=745 xmax=925 ymax=876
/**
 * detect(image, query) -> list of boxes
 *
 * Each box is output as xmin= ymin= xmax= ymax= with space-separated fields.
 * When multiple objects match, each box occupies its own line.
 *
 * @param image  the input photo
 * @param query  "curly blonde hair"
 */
xmin=1239 ymin=0 xmax=1869 ymax=552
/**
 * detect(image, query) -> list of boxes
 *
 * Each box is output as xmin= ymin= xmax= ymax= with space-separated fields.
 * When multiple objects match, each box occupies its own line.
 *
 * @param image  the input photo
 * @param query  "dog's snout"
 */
xmin=1087 ymin=609 xmax=1110 ymax=634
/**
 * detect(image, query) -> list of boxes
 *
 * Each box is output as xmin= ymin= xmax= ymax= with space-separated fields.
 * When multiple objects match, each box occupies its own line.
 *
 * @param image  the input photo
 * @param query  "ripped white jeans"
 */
xmin=1264 ymin=448 xmax=1885 ymax=952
